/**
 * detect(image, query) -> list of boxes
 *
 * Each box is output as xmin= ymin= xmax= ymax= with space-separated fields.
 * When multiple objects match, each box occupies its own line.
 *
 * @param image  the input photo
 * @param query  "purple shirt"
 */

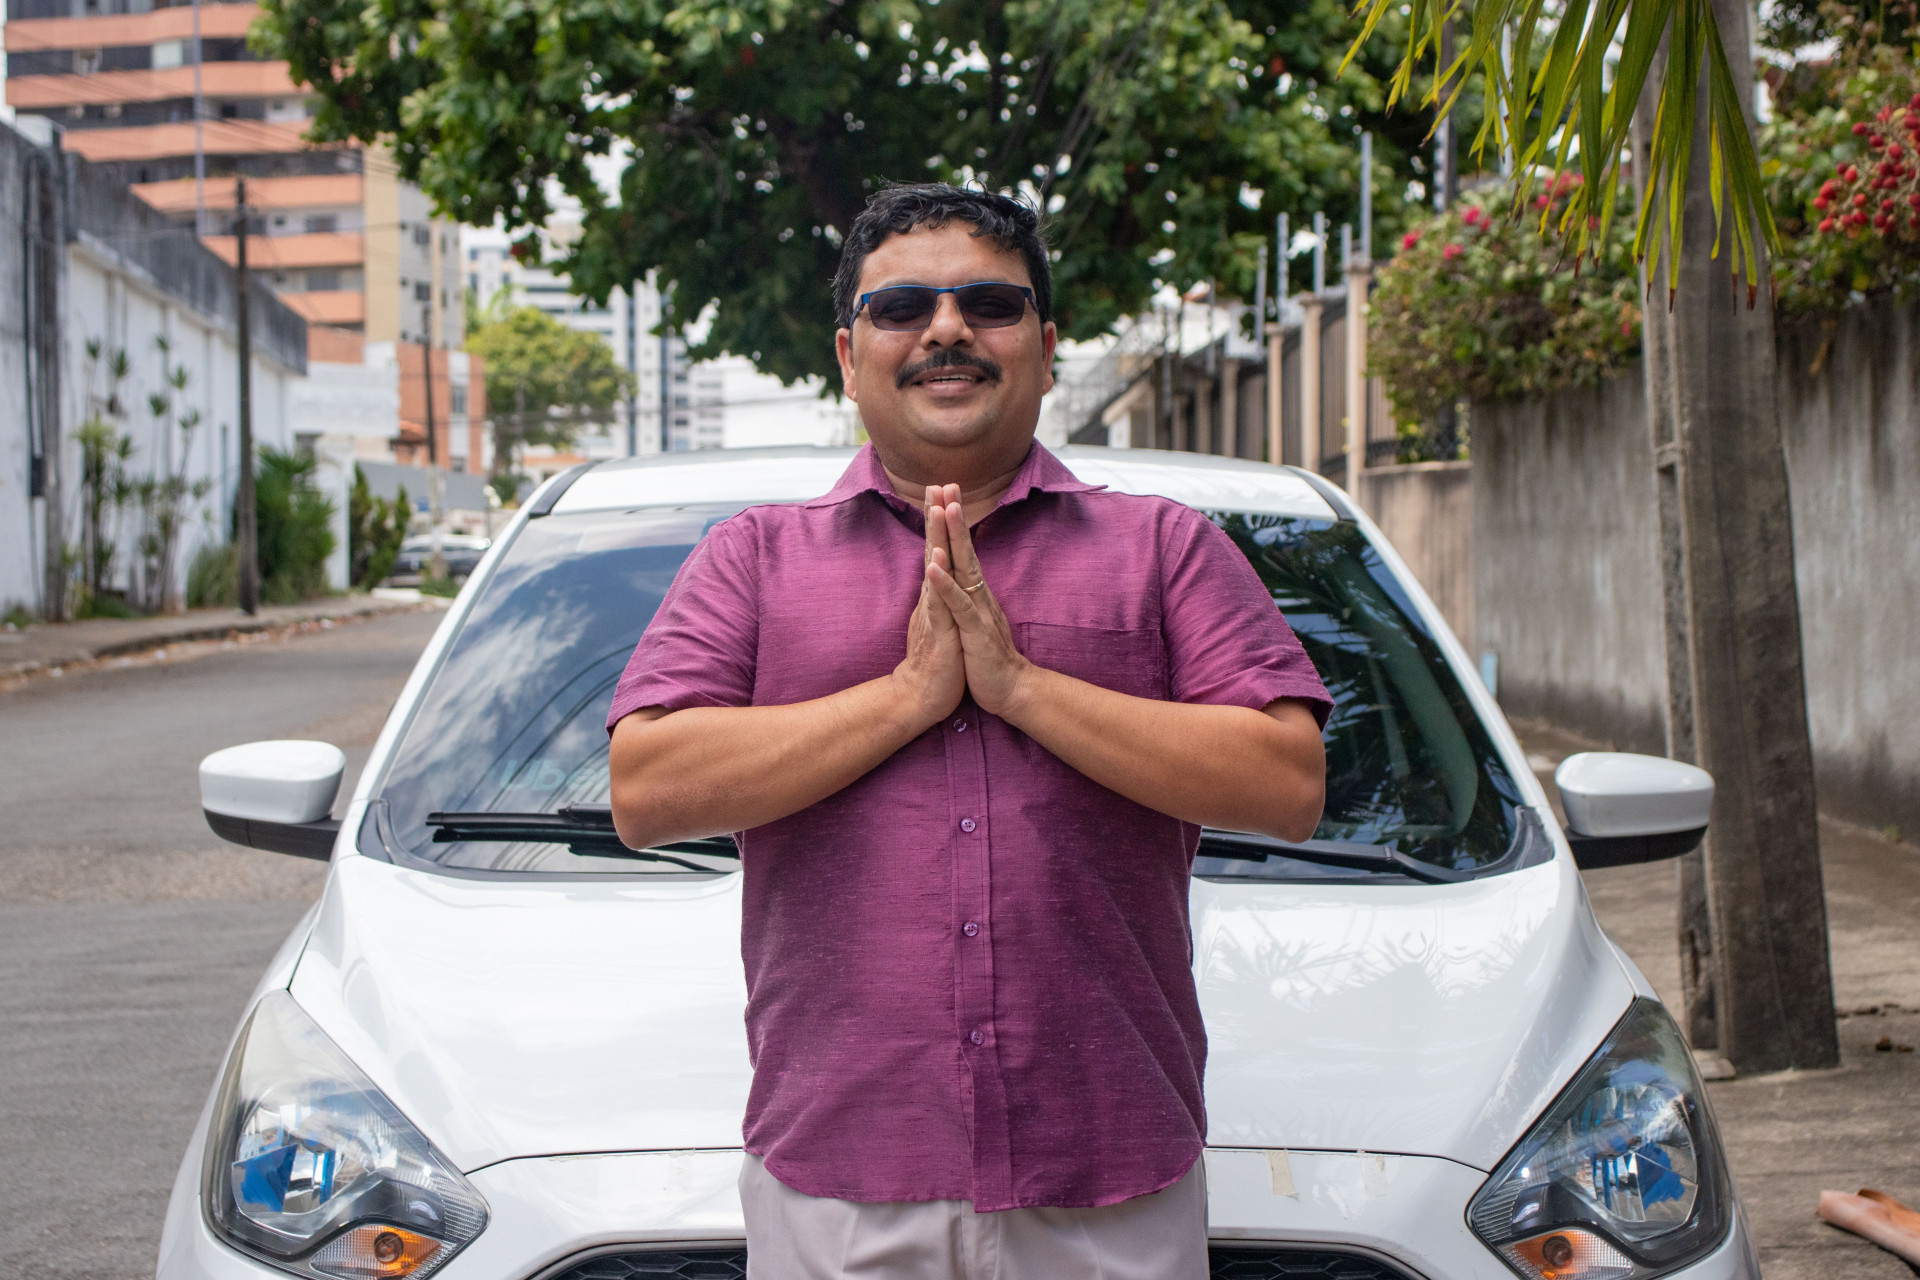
xmin=606 ymin=443 xmax=1331 ymax=1211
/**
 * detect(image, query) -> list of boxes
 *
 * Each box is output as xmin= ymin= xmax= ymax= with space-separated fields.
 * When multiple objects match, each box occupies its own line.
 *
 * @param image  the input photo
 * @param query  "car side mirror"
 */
xmin=1554 ymin=752 xmax=1713 ymax=869
xmin=200 ymin=740 xmax=347 ymax=861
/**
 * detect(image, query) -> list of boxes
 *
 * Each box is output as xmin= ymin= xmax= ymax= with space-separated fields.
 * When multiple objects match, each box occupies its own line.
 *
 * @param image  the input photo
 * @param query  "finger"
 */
xmin=924 ymin=486 xmax=953 ymax=571
xmin=944 ymin=499 xmax=983 ymax=584
xmin=928 ymin=559 xmax=986 ymax=628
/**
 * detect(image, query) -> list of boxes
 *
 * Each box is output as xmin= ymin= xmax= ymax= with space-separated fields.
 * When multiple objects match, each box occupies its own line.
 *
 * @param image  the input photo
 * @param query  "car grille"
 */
xmin=544 ymin=1246 xmax=1414 ymax=1280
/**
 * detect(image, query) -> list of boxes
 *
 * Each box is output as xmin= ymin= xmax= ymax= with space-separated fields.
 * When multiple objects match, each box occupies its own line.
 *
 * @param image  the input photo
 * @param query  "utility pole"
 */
xmin=1435 ymin=19 xmax=1459 ymax=211
xmin=1634 ymin=0 xmax=1838 ymax=1073
xmin=235 ymin=176 xmax=258 ymax=615
xmin=1267 ymin=214 xmax=1287 ymax=467
xmin=1346 ymin=133 xmax=1374 ymax=497
xmin=421 ymin=303 xmax=446 ymax=580
xmin=658 ymin=294 xmax=673 ymax=453
xmin=624 ymin=285 xmax=639 ymax=456
xmin=26 ymin=141 xmax=65 ymax=621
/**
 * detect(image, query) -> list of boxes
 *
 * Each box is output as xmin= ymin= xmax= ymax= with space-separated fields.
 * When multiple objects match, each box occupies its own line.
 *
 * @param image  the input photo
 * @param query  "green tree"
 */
xmin=256 ymin=0 xmax=1437 ymax=384
xmin=349 ymin=464 xmax=410 ymax=589
xmin=465 ymin=304 xmax=633 ymax=478
xmin=256 ymin=448 xmax=338 ymax=603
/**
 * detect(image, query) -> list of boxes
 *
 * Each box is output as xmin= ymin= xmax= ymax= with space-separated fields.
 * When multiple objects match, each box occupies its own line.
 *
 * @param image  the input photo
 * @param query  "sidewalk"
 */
xmin=0 ymin=593 xmax=426 ymax=680
xmin=1518 ymin=721 xmax=1920 ymax=1280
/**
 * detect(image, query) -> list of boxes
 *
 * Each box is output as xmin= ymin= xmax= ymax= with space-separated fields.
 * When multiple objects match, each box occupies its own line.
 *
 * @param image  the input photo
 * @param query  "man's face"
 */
xmin=835 ymin=222 xmax=1057 ymax=467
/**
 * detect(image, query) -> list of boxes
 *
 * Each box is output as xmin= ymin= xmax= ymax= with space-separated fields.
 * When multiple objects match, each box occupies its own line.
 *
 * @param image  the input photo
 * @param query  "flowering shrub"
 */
xmin=1765 ymin=48 xmax=1920 ymax=313
xmin=1367 ymin=177 xmax=1642 ymax=427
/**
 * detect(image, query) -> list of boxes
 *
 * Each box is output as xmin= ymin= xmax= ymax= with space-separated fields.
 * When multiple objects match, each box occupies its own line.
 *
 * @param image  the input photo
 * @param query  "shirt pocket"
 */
xmin=1015 ymin=621 xmax=1169 ymax=703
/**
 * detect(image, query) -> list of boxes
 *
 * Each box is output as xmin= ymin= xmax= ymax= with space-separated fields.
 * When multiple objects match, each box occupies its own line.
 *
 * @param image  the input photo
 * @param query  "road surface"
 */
xmin=0 ymin=608 xmax=443 ymax=1280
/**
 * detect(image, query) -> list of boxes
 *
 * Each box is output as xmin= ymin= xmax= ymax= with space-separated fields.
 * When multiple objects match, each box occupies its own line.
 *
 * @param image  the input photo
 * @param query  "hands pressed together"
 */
xmin=893 ymin=484 xmax=1032 ymax=727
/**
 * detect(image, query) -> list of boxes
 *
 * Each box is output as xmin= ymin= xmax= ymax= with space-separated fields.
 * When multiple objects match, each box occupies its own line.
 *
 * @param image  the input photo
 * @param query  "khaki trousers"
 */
xmin=738 ymin=1154 xmax=1209 ymax=1280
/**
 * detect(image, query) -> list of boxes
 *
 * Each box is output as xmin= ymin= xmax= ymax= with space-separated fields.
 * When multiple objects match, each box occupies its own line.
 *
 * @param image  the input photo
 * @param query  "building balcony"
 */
xmin=6 ymin=61 xmax=299 ymax=109
xmin=58 ymin=119 xmax=320 ymax=162
xmin=202 ymin=230 xmax=364 ymax=269
xmin=2 ymin=4 xmax=261 ymax=53
xmin=133 ymin=172 xmax=363 ymax=216
xmin=279 ymin=290 xmax=367 ymax=327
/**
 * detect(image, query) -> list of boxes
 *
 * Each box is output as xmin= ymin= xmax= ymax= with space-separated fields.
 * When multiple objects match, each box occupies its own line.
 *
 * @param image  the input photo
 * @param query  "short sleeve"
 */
xmin=1159 ymin=507 xmax=1334 ymax=727
xmin=605 ymin=516 xmax=761 ymax=732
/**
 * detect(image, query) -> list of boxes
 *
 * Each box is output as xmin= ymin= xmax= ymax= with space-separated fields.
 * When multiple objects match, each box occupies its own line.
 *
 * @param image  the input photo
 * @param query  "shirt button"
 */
xmin=963 ymin=922 xmax=980 ymax=937
xmin=969 ymin=1030 xmax=985 ymax=1046
xmin=952 ymin=718 xmax=968 ymax=733
xmin=959 ymin=818 xmax=977 ymax=833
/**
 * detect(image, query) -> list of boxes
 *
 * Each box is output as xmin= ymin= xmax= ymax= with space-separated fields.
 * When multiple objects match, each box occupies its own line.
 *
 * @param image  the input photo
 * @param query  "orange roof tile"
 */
xmin=7 ymin=62 xmax=300 ymax=108
xmin=59 ymin=119 xmax=322 ymax=162
xmin=133 ymin=172 xmax=362 ymax=214
xmin=202 ymin=231 xmax=363 ymax=269
xmin=4 ymin=5 xmax=260 ymax=51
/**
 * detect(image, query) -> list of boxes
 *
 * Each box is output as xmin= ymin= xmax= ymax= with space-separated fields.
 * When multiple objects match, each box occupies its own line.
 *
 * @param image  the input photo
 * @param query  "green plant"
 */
xmin=186 ymin=539 xmax=239 ymax=608
xmin=1765 ymin=46 xmax=1920 ymax=316
xmin=418 ymin=574 xmax=462 ymax=599
xmin=349 ymin=465 xmax=409 ymax=589
xmin=5 ymin=603 xmax=36 ymax=629
xmin=1368 ymin=177 xmax=1641 ymax=427
xmin=76 ymin=340 xmax=133 ymax=599
xmin=255 ymin=448 xmax=337 ymax=604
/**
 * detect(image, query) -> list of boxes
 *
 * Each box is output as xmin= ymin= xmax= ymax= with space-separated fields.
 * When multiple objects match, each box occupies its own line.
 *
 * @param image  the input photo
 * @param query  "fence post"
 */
xmin=1269 ymin=214 xmax=1287 ymax=465
xmin=1300 ymin=296 xmax=1322 ymax=474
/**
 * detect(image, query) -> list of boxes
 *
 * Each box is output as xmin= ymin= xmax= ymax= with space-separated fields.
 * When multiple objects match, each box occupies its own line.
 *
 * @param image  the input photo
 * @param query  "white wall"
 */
xmin=0 ymin=236 xmax=306 ymax=614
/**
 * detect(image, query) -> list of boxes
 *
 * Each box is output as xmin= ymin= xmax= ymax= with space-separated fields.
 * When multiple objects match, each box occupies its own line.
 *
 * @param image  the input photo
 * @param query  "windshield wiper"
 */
xmin=1196 ymin=828 xmax=1472 ymax=884
xmin=425 ymin=804 xmax=738 ymax=872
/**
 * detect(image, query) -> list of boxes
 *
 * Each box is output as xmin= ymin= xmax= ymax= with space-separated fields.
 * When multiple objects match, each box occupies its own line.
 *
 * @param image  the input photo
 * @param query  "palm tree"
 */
xmin=1350 ymin=0 xmax=1843 ymax=1076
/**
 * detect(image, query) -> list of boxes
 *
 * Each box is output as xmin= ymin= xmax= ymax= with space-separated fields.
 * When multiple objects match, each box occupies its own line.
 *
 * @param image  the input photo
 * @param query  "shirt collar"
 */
xmin=804 ymin=441 xmax=1104 ymax=514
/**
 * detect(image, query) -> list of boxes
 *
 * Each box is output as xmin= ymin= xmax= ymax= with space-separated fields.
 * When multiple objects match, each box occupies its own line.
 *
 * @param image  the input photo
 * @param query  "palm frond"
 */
xmin=1343 ymin=0 xmax=1778 ymax=293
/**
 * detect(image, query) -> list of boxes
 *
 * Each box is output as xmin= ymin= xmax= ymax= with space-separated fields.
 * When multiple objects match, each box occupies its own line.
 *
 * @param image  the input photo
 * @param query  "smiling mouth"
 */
xmin=896 ymin=352 xmax=1003 ymax=390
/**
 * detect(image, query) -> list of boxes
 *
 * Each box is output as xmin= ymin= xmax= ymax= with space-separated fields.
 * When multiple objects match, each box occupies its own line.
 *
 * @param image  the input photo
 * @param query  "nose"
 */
xmin=921 ymin=292 xmax=975 ymax=346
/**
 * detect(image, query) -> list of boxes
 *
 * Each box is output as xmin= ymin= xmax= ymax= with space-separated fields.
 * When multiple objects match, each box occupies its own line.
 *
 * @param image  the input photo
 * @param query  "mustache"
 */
xmin=895 ymin=349 xmax=1004 ymax=390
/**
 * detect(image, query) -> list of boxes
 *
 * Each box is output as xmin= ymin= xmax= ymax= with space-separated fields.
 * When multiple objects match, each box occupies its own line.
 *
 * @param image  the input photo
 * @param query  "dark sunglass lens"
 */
xmin=870 ymin=288 xmax=940 ymax=330
xmin=957 ymin=284 xmax=1029 ymax=326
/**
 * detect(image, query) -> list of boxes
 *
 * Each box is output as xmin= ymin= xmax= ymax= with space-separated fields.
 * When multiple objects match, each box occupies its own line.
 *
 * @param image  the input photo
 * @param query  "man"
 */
xmin=607 ymin=183 xmax=1331 ymax=1279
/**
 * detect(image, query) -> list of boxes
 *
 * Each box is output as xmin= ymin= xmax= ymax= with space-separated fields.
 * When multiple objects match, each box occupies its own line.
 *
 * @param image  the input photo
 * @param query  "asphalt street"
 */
xmin=0 ymin=608 xmax=445 ymax=1280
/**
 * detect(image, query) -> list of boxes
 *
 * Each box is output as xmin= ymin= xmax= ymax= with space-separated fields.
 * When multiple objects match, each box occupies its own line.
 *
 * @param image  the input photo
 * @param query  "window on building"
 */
xmin=305 ymin=214 xmax=338 ymax=234
xmin=220 ymin=103 xmax=238 ymax=119
xmin=306 ymin=269 xmax=340 ymax=291
xmin=415 ymin=283 xmax=432 ymax=302
xmin=414 ymin=225 xmax=432 ymax=247
xmin=450 ymin=386 xmax=468 ymax=415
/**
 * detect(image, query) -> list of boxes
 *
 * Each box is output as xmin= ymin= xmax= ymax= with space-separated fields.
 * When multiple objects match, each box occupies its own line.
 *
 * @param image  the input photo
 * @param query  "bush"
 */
xmin=1765 ymin=46 xmax=1920 ymax=315
xmin=1367 ymin=178 xmax=1642 ymax=429
xmin=256 ymin=448 xmax=337 ymax=604
xmin=187 ymin=540 xmax=239 ymax=608
xmin=349 ymin=465 xmax=409 ymax=589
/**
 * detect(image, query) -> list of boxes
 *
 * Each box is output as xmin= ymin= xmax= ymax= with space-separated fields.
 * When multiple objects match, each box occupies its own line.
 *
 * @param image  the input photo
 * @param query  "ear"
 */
xmin=1039 ymin=320 xmax=1058 ymax=396
xmin=835 ymin=326 xmax=860 ymax=404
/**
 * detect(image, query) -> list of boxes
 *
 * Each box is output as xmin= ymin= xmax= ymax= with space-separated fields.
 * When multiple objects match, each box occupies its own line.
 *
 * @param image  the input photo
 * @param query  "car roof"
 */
xmin=548 ymin=445 xmax=1340 ymax=520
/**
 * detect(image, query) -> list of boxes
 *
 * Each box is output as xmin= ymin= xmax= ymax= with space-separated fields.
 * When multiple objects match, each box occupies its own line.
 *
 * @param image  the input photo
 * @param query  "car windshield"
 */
xmin=368 ymin=504 xmax=1524 ymax=878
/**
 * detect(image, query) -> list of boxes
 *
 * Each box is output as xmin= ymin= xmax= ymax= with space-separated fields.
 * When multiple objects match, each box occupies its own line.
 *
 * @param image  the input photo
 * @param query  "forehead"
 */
xmin=858 ymin=221 xmax=1031 ymax=293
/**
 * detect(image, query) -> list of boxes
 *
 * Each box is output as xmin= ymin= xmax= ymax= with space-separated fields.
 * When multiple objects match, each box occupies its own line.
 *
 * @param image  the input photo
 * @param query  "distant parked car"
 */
xmin=391 ymin=533 xmax=490 ymax=584
xmin=171 ymin=447 xmax=1747 ymax=1280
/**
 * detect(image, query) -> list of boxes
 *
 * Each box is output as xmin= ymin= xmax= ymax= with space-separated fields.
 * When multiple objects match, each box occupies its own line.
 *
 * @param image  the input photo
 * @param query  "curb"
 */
xmin=1 ymin=596 xmax=426 ymax=680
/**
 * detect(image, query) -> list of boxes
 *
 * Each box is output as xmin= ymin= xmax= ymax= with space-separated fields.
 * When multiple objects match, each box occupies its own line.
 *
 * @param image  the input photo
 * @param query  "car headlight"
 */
xmin=1468 ymin=999 xmax=1733 ymax=1280
xmin=203 ymin=992 xmax=488 ymax=1279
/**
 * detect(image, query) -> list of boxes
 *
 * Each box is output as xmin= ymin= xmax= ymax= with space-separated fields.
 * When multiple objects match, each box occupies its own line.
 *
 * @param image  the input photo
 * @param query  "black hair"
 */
xmin=831 ymin=183 xmax=1053 ymax=329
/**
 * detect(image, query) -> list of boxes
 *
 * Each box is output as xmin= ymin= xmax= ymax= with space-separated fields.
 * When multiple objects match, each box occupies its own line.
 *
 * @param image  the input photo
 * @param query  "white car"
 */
xmin=163 ymin=447 xmax=1753 ymax=1280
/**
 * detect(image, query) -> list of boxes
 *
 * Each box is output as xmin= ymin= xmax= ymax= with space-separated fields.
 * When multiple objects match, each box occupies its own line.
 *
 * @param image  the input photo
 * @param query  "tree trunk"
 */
xmin=1634 ymin=0 xmax=1839 ymax=1073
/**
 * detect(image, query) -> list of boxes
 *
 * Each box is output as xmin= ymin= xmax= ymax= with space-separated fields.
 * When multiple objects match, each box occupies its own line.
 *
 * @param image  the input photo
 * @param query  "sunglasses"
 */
xmin=854 ymin=282 xmax=1036 ymax=332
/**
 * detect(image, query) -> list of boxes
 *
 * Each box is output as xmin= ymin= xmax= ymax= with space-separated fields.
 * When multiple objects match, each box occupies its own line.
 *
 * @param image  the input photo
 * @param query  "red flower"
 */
xmin=1820 ymin=217 xmax=1836 ymax=232
xmin=1821 ymin=179 xmax=1840 ymax=197
xmin=1814 ymin=196 xmax=1831 ymax=210
xmin=1847 ymin=165 xmax=1860 ymax=180
xmin=1443 ymin=243 xmax=1465 ymax=261
xmin=1891 ymin=143 xmax=1905 ymax=158
xmin=1533 ymin=194 xmax=1551 ymax=209
xmin=1870 ymin=135 xmax=1886 ymax=150
xmin=1401 ymin=231 xmax=1421 ymax=250
xmin=1856 ymin=192 xmax=1870 ymax=207
xmin=1854 ymin=121 xmax=1872 ymax=135
xmin=1462 ymin=206 xmax=1484 ymax=227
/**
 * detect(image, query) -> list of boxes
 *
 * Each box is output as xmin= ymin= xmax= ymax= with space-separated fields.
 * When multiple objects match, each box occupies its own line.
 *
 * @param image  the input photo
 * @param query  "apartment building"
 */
xmin=466 ymin=225 xmax=856 ymax=463
xmin=3 ymin=0 xmax=480 ymax=472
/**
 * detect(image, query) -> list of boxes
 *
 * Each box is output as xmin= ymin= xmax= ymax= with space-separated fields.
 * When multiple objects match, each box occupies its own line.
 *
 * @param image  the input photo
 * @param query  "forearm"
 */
xmin=1001 ymin=668 xmax=1326 ymax=839
xmin=609 ymin=677 xmax=932 ymax=848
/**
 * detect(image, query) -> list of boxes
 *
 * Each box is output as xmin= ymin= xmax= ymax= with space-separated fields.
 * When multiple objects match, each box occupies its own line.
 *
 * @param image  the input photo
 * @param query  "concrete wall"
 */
xmin=1774 ymin=298 xmax=1920 ymax=838
xmin=1470 ymin=293 xmax=1920 ymax=837
xmin=1357 ymin=461 xmax=1475 ymax=646
xmin=1472 ymin=373 xmax=1669 ymax=754
xmin=0 ymin=120 xmax=310 ymax=617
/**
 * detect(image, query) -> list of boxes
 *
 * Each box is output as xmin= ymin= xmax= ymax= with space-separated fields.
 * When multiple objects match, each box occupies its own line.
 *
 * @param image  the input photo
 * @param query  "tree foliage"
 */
xmin=257 ymin=0 xmax=1438 ymax=384
xmin=464 ymin=303 xmax=634 ymax=473
xmin=1368 ymin=176 xmax=1641 ymax=425
xmin=256 ymin=448 xmax=338 ymax=604
xmin=350 ymin=464 xmax=411 ymax=589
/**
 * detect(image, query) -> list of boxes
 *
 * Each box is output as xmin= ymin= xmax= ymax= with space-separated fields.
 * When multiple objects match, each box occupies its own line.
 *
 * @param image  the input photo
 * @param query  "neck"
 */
xmin=875 ymin=439 xmax=1033 ymax=525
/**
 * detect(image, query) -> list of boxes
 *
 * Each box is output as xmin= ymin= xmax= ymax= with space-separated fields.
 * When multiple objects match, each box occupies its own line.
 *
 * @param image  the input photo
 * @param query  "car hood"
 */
xmin=290 ymin=849 xmax=1635 ymax=1175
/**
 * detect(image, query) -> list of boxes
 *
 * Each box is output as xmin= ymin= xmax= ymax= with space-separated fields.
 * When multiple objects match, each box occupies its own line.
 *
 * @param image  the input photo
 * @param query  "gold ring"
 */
xmin=961 ymin=579 xmax=988 ymax=593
